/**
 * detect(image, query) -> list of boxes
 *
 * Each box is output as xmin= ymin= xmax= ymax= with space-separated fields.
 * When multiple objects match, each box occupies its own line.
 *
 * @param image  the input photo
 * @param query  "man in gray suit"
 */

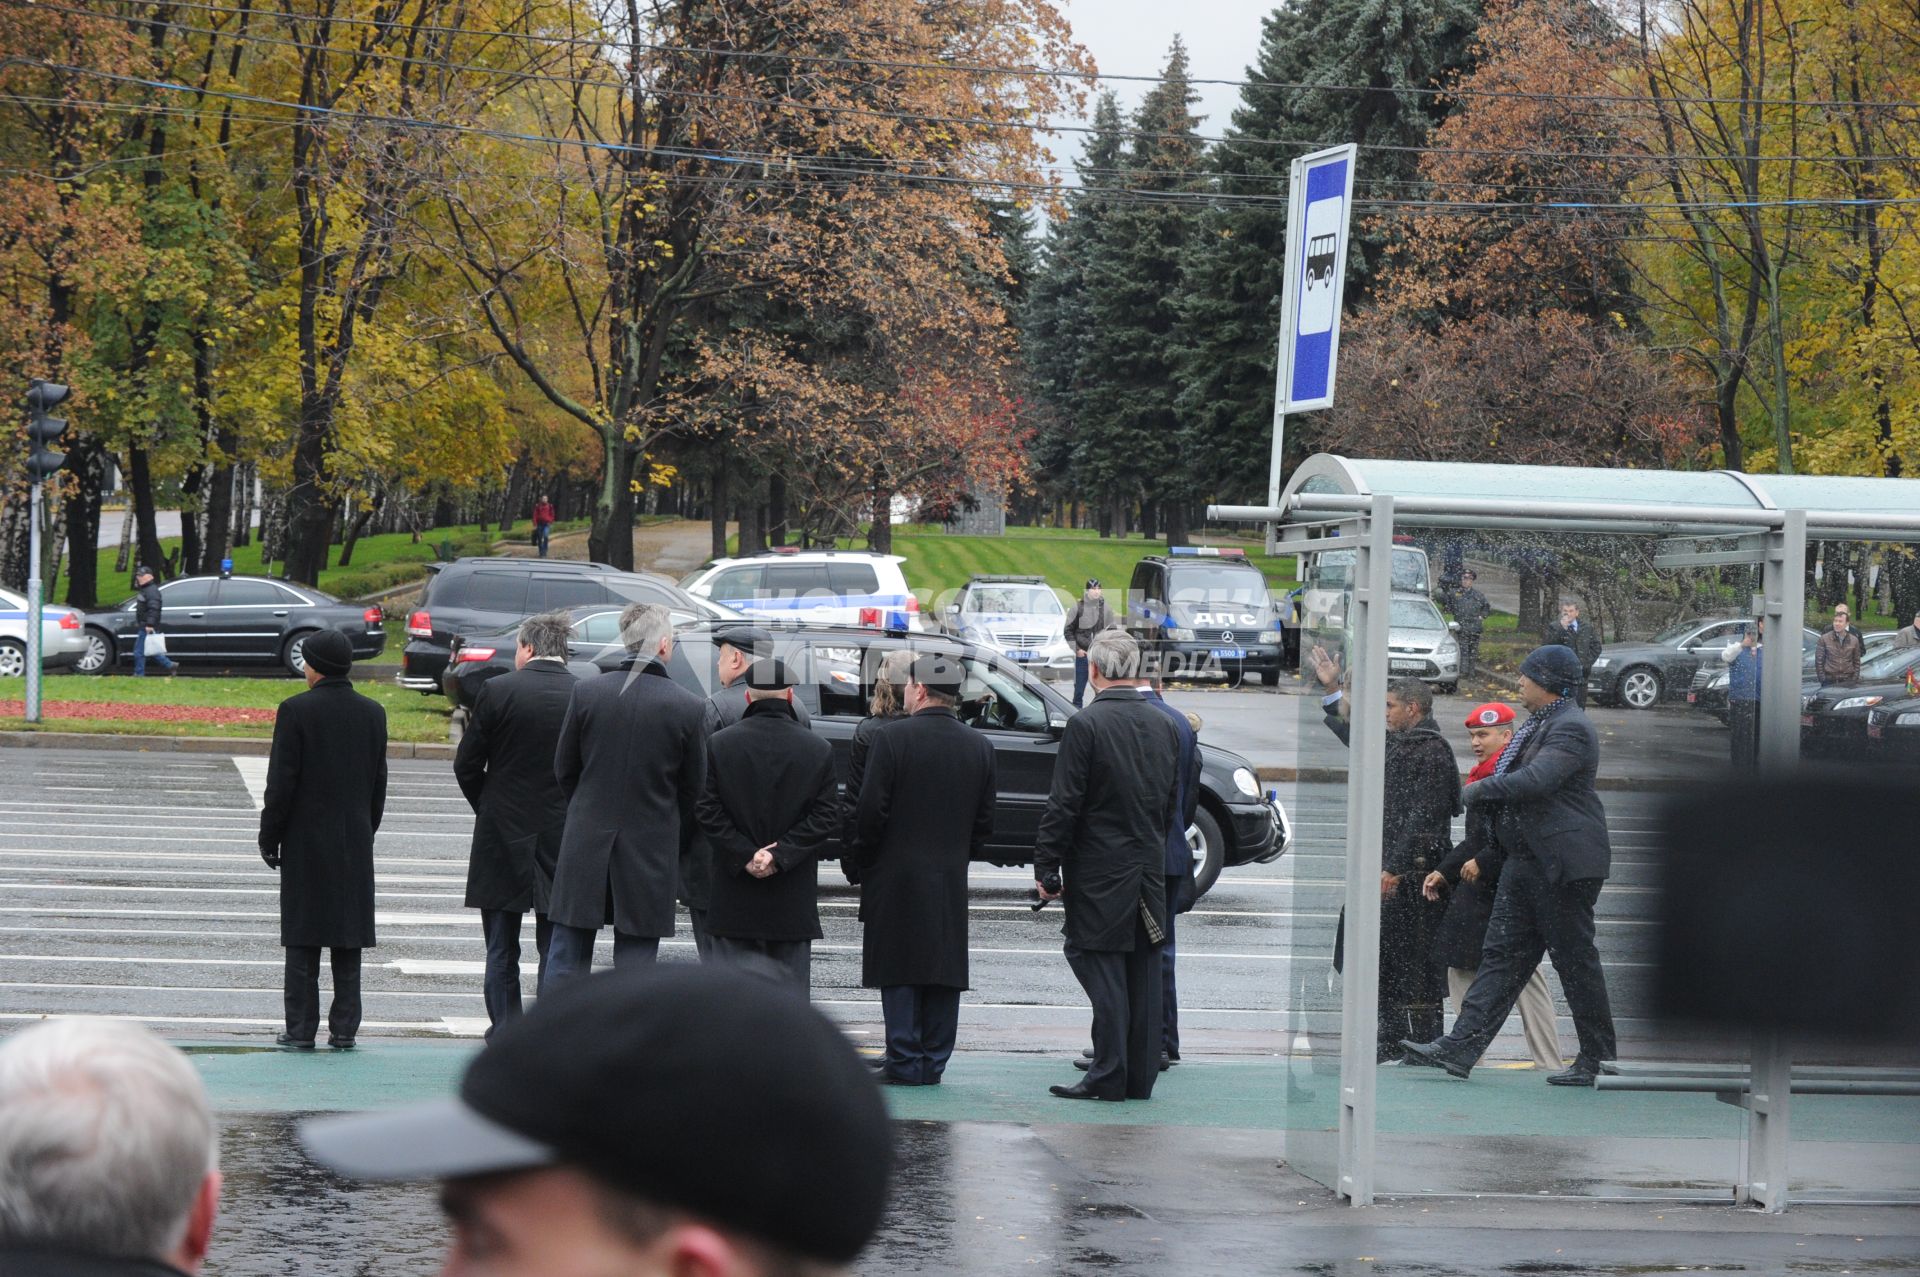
xmin=545 ymin=603 xmax=706 ymax=987
xmin=1402 ymin=644 xmax=1618 ymax=1086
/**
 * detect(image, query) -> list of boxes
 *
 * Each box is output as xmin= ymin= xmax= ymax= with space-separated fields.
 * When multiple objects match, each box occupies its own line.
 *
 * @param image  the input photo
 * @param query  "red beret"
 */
xmin=1465 ymin=702 xmax=1516 ymax=728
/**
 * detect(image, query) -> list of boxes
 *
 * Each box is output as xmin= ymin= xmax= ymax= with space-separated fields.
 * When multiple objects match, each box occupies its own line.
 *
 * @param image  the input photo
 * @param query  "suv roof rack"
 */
xmin=1167 ymin=546 xmax=1248 ymax=558
xmin=743 ymin=548 xmax=888 ymax=558
xmin=451 ymin=556 xmax=622 ymax=571
xmin=966 ymin=573 xmax=1047 ymax=584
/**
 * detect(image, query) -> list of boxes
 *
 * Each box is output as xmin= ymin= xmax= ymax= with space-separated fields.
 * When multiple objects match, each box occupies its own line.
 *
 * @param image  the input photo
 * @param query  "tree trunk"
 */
xmin=338 ymin=497 xmax=379 ymax=567
xmin=282 ymin=399 xmax=336 ymax=586
xmin=0 ymin=485 xmax=26 ymax=592
xmin=1165 ymin=499 xmax=1190 ymax=548
xmin=114 ymin=499 xmax=134 ymax=575
xmin=767 ymin=471 xmax=788 ymax=548
xmin=232 ymin=464 xmax=254 ymax=549
xmin=126 ymin=446 xmax=169 ymax=579
xmin=180 ymin=462 xmax=206 ymax=577
xmin=1516 ymin=563 xmax=1547 ymax=637
xmin=867 ymin=483 xmax=894 ymax=554
xmin=710 ymin=443 xmax=730 ymax=559
xmin=499 ymin=455 xmax=530 ymax=535
xmin=586 ymin=429 xmax=638 ymax=569
xmin=1140 ymin=498 xmax=1159 ymax=542
xmin=62 ymin=436 xmax=107 ymax=608
xmin=202 ymin=453 xmax=236 ymax=577
xmin=738 ymin=481 xmax=766 ymax=557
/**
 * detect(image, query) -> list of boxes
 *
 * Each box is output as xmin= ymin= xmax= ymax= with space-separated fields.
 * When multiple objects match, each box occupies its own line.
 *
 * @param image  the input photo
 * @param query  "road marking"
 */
xmin=231 ymin=756 xmax=269 ymax=810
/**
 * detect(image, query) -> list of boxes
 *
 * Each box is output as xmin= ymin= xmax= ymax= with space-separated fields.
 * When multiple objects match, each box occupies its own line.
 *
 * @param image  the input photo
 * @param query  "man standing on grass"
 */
xmin=259 ymin=629 xmax=387 ymax=1051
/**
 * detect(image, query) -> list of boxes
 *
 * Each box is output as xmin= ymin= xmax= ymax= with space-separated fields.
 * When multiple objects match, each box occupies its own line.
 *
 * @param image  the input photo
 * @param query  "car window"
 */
xmin=1687 ymin=622 xmax=1741 ymax=647
xmin=535 ymin=576 xmax=607 ymax=610
xmin=465 ymin=572 xmax=530 ymax=613
xmin=808 ymin=640 xmax=870 ymax=717
xmin=764 ymin=564 xmax=831 ymax=596
xmin=160 ymin=580 xmax=218 ymax=607
xmin=603 ymin=577 xmax=675 ymax=607
xmin=957 ymin=652 xmax=1050 ymax=733
xmin=828 ymin=563 xmax=880 ymax=595
xmin=1861 ymin=646 xmax=1920 ymax=680
xmin=573 ymin=610 xmax=623 ymax=644
xmin=1129 ymin=564 xmax=1158 ymax=601
xmin=965 ymin=585 xmax=1061 ymax=616
xmin=706 ymin=566 xmax=761 ymax=600
xmin=216 ymin=580 xmax=287 ymax=606
xmin=1388 ymin=598 xmax=1446 ymax=630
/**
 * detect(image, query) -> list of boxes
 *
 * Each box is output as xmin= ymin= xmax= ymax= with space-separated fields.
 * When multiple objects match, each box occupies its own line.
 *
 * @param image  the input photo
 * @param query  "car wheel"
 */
xmin=1618 ymin=666 xmax=1663 ymax=710
xmin=281 ymin=630 xmax=319 ymax=677
xmin=1261 ymin=667 xmax=1281 ymax=687
xmin=1436 ymin=681 xmax=1458 ymax=695
xmin=1225 ymin=665 xmax=1246 ymax=689
xmin=0 ymin=639 xmax=25 ymax=679
xmin=76 ymin=629 xmax=114 ymax=674
xmin=1188 ymin=806 xmax=1226 ymax=900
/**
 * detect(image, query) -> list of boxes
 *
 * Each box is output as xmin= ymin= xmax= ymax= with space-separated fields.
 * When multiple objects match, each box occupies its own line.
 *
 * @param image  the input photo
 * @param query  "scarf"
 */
xmin=1494 ymin=695 xmax=1573 ymax=777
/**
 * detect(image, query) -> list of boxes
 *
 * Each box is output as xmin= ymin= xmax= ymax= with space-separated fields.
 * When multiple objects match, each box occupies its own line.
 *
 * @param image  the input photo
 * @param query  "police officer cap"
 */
xmin=743 ymin=656 xmax=794 ymax=690
xmin=299 ymin=965 xmax=891 ymax=1265
xmin=910 ymin=651 xmax=963 ymax=694
xmin=302 ymin=628 xmax=354 ymax=677
xmin=713 ymin=623 xmax=774 ymax=656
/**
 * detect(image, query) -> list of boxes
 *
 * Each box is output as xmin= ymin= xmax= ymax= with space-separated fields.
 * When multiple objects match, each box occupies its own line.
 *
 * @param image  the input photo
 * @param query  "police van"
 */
xmin=680 ymin=549 xmax=924 ymax=631
xmin=1125 ymin=547 xmax=1288 ymax=686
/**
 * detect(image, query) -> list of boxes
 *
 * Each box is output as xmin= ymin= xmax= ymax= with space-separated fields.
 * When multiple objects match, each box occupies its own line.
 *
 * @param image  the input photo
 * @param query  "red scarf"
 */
xmin=1466 ymin=754 xmax=1499 ymax=784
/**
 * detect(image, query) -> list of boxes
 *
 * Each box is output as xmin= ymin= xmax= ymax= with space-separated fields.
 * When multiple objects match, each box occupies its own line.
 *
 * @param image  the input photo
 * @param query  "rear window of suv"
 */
xmin=462 ymin=572 xmax=530 ymax=612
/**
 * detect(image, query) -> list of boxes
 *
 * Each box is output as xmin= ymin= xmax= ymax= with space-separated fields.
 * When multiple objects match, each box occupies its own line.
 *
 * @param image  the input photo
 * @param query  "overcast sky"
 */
xmin=1042 ymin=0 xmax=1277 ymax=177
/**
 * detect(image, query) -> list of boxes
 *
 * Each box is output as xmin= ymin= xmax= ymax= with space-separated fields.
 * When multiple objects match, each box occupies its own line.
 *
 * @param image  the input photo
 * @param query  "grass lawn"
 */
xmin=0 ymin=674 xmax=453 ymax=743
xmin=730 ymin=525 xmax=1300 ymax=603
xmin=84 ymin=519 xmax=591 ymax=605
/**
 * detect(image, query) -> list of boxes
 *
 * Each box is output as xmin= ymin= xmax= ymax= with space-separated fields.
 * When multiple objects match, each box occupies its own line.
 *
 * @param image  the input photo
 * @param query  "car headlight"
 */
xmin=1833 ymin=695 xmax=1883 ymax=711
xmin=1802 ymin=694 xmax=1815 ymax=711
xmin=1437 ymin=639 xmax=1458 ymax=655
xmin=1257 ymin=631 xmax=1281 ymax=644
xmin=1168 ymin=628 xmax=1195 ymax=642
xmin=1898 ymin=711 xmax=1920 ymax=725
xmin=1709 ymin=672 xmax=1729 ymax=689
xmin=1590 ymin=657 xmax=1611 ymax=669
xmin=1231 ymin=766 xmax=1260 ymax=798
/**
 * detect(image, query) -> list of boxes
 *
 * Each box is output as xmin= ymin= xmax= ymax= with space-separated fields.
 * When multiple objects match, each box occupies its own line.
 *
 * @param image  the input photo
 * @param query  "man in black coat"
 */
xmin=1139 ymin=680 xmax=1201 ymax=1067
xmin=849 ymin=653 xmax=996 ymax=1085
xmin=682 ymin=624 xmax=810 ymax=959
xmin=258 ymin=628 xmax=387 ymax=1049
xmin=131 ymin=565 xmax=175 ymax=678
xmin=1034 ymin=630 xmax=1181 ymax=1102
xmin=453 ymin=609 xmax=576 ymax=1036
xmin=1403 ymin=644 xmax=1618 ymax=1085
xmin=546 ymin=603 xmax=706 ymax=987
xmin=697 ymin=659 xmax=842 ymax=990
xmin=1543 ymin=601 xmax=1603 ymax=706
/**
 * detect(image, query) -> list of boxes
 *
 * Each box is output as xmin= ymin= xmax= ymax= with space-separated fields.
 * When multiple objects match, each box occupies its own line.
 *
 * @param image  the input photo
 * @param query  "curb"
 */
xmin=0 ymin=730 xmax=455 ymax=760
xmin=1251 ymin=764 xmax=1690 ymax=793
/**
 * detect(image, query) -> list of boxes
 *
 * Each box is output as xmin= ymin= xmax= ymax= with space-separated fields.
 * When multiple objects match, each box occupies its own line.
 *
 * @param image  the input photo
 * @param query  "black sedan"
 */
xmin=1866 ymin=695 xmax=1920 ymax=765
xmin=1589 ymin=618 xmax=1818 ymax=710
xmin=448 ymin=618 xmax=1291 ymax=898
xmin=1800 ymin=645 xmax=1920 ymax=760
xmin=78 ymin=575 xmax=387 ymax=676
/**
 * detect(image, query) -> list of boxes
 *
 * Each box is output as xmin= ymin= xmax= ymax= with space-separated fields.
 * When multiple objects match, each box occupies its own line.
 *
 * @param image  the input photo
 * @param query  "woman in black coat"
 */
xmin=258 ymin=630 xmax=387 ymax=1047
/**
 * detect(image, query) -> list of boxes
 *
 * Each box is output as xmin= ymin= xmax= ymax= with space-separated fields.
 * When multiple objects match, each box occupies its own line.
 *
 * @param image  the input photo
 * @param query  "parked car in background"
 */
xmin=77 ymin=575 xmax=385 ymax=676
xmin=0 ymin=586 xmax=89 ymax=676
xmin=1126 ymin=547 xmax=1288 ymax=687
xmin=1865 ymin=694 xmax=1920 ymax=765
xmin=1801 ymin=645 xmax=1920 ymax=760
xmin=398 ymin=557 xmax=740 ymax=692
xmin=938 ymin=575 xmax=1074 ymax=679
xmin=440 ymin=600 xmax=716 ymax=711
xmin=1589 ymin=618 xmax=1821 ymax=710
xmin=679 ymin=549 xmax=923 ymax=631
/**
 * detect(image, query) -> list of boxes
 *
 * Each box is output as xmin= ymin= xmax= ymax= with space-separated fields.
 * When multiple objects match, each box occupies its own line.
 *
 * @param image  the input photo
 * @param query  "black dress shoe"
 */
xmin=1547 ymin=1056 xmax=1601 ymax=1087
xmin=1075 ymin=1053 xmax=1171 ymax=1072
xmin=1159 ymin=1052 xmax=1171 ymax=1072
xmin=326 ymin=1037 xmax=355 ymax=1050
xmin=1050 ymin=1081 xmax=1124 ymax=1101
xmin=878 ymin=1074 xmax=925 ymax=1087
xmin=865 ymin=1056 xmax=889 ymax=1069
xmin=1377 ymin=1042 xmax=1406 ymax=1064
xmin=1073 ymin=1057 xmax=1092 ymax=1071
xmin=275 ymin=1033 xmax=315 ymax=1050
xmin=1399 ymin=1039 xmax=1471 ymax=1079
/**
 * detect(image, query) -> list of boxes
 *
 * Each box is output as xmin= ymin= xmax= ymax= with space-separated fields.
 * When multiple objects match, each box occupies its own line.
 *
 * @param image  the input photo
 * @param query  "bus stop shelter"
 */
xmin=1212 ymin=456 xmax=1920 ymax=1212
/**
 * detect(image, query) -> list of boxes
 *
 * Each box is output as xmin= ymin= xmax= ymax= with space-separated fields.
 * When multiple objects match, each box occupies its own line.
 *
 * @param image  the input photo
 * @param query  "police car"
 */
xmin=1125 ymin=547 xmax=1288 ymax=686
xmin=938 ymin=574 xmax=1076 ymax=678
xmin=680 ymin=549 xmax=923 ymax=631
xmin=0 ymin=585 xmax=89 ymax=677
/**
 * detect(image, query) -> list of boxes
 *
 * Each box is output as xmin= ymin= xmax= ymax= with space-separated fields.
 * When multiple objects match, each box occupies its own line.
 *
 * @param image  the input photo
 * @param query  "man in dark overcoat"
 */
xmin=1373 ymin=678 xmax=1461 ymax=1060
xmin=1403 ymin=644 xmax=1618 ymax=1085
xmin=453 ymin=609 xmax=576 ymax=1035
xmin=681 ymin=624 xmax=810 ymax=959
xmin=697 ymin=659 xmax=842 ymax=990
xmin=1139 ymin=680 xmax=1201 ymax=1067
xmin=849 ymin=652 xmax=995 ymax=1085
xmin=259 ymin=628 xmax=387 ymax=1049
xmin=1034 ymin=630 xmax=1181 ymax=1102
xmin=545 ymin=602 xmax=706 ymax=987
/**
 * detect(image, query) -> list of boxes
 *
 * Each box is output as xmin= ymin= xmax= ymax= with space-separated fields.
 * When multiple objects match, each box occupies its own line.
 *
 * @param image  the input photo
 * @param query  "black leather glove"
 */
xmin=260 ymin=846 xmax=281 ymax=870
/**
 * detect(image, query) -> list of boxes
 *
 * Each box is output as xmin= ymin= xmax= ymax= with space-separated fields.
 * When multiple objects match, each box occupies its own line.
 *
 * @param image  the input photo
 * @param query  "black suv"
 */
xmin=456 ymin=620 xmax=1290 ymax=897
xmin=397 ymin=558 xmax=741 ymax=693
xmin=1125 ymin=550 xmax=1288 ymax=687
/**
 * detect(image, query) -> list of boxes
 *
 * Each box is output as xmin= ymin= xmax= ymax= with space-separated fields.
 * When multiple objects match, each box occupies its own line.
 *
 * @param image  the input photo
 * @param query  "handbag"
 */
xmin=144 ymin=632 xmax=169 ymax=657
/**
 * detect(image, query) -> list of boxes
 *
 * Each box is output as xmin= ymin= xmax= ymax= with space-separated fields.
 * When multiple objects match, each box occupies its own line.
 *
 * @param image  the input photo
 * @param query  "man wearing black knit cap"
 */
xmin=1402 ymin=644 xmax=1618 ymax=1086
xmin=299 ymin=964 xmax=892 ymax=1276
xmin=259 ymin=626 xmax=387 ymax=1050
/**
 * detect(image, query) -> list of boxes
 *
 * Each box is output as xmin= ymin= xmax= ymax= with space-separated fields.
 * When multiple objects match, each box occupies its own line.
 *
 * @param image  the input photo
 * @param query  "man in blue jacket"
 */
xmin=1401 ymin=644 xmax=1618 ymax=1086
xmin=1720 ymin=619 xmax=1763 ymax=771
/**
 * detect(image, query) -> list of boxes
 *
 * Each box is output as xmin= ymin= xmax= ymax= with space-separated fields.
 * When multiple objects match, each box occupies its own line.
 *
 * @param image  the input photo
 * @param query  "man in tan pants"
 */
xmin=1424 ymin=703 xmax=1563 ymax=1069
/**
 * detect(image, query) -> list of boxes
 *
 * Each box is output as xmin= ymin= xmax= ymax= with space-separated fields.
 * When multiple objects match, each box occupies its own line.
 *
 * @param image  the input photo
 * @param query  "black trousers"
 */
xmin=1458 ymin=630 xmax=1481 ymax=678
xmin=1379 ymin=881 xmax=1447 ymax=1050
xmin=880 ymin=984 xmax=962 ymax=1084
xmin=1161 ymin=873 xmax=1185 ymax=1058
xmin=480 ymin=909 xmax=552 ymax=1035
xmin=1443 ymin=855 xmax=1616 ymax=1065
xmin=1728 ymin=699 xmax=1759 ymax=771
xmin=708 ymin=935 xmax=811 ymax=992
xmin=1065 ymin=913 xmax=1163 ymax=1099
xmin=687 ymin=906 xmax=714 ymax=961
xmin=284 ymin=946 xmax=362 ymax=1043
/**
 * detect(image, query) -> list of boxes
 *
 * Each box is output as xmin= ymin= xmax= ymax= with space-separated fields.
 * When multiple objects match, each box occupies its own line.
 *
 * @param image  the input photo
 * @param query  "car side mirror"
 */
xmin=946 ymin=605 xmax=959 ymax=615
xmin=1448 ymin=621 xmax=1460 ymax=632
xmin=1047 ymin=717 xmax=1067 ymax=740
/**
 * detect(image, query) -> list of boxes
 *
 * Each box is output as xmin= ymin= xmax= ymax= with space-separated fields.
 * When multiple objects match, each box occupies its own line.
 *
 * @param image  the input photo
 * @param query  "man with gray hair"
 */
xmin=546 ymin=602 xmax=706 ymax=987
xmin=454 ymin=609 xmax=579 ymax=1034
xmin=1033 ymin=629 xmax=1182 ymax=1102
xmin=0 ymin=1019 xmax=221 ymax=1275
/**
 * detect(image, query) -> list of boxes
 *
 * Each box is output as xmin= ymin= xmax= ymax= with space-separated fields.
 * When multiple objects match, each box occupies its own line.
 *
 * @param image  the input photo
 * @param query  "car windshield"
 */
xmin=1652 ymin=620 xmax=1714 ymax=644
xmin=1167 ymin=568 xmax=1270 ymax=606
xmin=964 ymin=585 xmax=1061 ymax=616
xmin=1860 ymin=645 xmax=1920 ymax=681
xmin=692 ymin=595 xmax=747 ymax=621
xmin=1389 ymin=598 xmax=1446 ymax=630
xmin=1306 ymin=548 xmax=1427 ymax=593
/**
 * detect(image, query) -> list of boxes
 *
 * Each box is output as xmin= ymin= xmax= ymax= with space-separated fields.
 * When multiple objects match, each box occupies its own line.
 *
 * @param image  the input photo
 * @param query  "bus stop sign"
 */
xmin=1278 ymin=144 xmax=1356 ymax=413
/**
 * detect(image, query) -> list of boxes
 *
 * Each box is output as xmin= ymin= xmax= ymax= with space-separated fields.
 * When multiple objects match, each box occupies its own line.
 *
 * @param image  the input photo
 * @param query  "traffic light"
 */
xmin=26 ymin=379 xmax=69 ymax=479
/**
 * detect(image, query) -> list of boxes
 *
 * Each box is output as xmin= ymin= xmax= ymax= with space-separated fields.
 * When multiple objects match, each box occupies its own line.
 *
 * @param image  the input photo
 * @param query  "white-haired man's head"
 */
xmin=0 ymin=1019 xmax=222 ymax=1272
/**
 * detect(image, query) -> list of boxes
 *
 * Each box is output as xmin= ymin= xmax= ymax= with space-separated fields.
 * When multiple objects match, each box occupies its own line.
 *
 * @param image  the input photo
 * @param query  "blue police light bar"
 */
xmin=220 ymin=558 xmax=234 ymax=576
xmin=1168 ymin=546 xmax=1248 ymax=557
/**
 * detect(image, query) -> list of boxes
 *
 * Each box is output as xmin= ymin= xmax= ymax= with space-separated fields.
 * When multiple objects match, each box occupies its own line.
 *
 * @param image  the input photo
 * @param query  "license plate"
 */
xmin=1210 ymin=648 xmax=1246 ymax=660
xmin=1390 ymin=660 xmax=1422 ymax=673
xmin=1801 ymin=715 xmax=1815 ymax=727
xmin=1687 ymin=693 xmax=1697 ymax=704
xmin=1869 ymin=725 xmax=1884 ymax=739
xmin=1007 ymin=649 xmax=1036 ymax=662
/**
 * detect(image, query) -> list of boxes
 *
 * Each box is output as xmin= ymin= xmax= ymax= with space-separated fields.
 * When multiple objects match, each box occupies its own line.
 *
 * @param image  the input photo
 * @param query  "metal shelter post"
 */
xmin=1336 ymin=493 xmax=1394 ymax=1204
xmin=1747 ymin=507 xmax=1806 ymax=1212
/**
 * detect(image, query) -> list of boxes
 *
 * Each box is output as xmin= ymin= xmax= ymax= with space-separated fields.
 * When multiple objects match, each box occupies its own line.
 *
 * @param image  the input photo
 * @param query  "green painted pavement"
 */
xmin=182 ymin=1043 xmax=1920 ymax=1147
